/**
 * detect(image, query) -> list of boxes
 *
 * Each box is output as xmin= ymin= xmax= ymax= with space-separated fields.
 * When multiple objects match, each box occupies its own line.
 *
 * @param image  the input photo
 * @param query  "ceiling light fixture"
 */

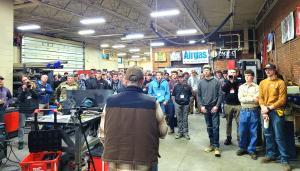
xmin=100 ymin=44 xmax=109 ymax=48
xmin=78 ymin=29 xmax=95 ymax=35
xmin=132 ymin=55 xmax=140 ymax=58
xmin=150 ymin=9 xmax=180 ymax=18
xmin=117 ymin=53 xmax=126 ymax=56
xmin=189 ymin=40 xmax=196 ymax=44
xmin=144 ymin=52 xmax=150 ymax=55
xmin=129 ymin=48 xmax=140 ymax=52
xmin=112 ymin=44 xmax=126 ymax=49
xmin=125 ymin=33 xmax=144 ymax=40
xmin=201 ymin=39 xmax=206 ymax=43
xmin=80 ymin=18 xmax=106 ymax=25
xmin=17 ymin=24 xmax=40 ymax=31
xmin=150 ymin=42 xmax=165 ymax=47
xmin=176 ymin=29 xmax=197 ymax=35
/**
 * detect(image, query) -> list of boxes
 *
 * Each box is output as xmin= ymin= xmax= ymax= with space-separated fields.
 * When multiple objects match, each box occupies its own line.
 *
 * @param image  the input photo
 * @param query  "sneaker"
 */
xmin=236 ymin=149 xmax=247 ymax=156
xmin=282 ymin=163 xmax=292 ymax=171
xmin=214 ymin=148 xmax=221 ymax=157
xmin=175 ymin=134 xmax=183 ymax=139
xmin=204 ymin=146 xmax=215 ymax=153
xmin=224 ymin=138 xmax=232 ymax=145
xmin=18 ymin=142 xmax=24 ymax=150
xmin=184 ymin=134 xmax=190 ymax=140
xmin=249 ymin=153 xmax=258 ymax=160
xmin=168 ymin=129 xmax=175 ymax=135
xmin=261 ymin=157 xmax=276 ymax=163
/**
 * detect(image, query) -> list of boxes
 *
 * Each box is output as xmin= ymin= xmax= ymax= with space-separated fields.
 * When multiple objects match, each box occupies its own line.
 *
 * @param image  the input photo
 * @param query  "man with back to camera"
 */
xmin=236 ymin=69 xmax=259 ymax=160
xmin=259 ymin=63 xmax=291 ymax=171
xmin=172 ymin=74 xmax=192 ymax=140
xmin=223 ymin=68 xmax=243 ymax=145
xmin=197 ymin=65 xmax=223 ymax=157
xmin=36 ymin=74 xmax=53 ymax=110
xmin=99 ymin=66 xmax=168 ymax=171
xmin=0 ymin=76 xmax=12 ymax=123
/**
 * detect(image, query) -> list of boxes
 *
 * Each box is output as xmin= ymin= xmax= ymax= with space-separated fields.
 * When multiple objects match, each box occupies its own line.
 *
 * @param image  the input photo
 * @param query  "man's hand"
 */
xmin=22 ymin=84 xmax=27 ymax=91
xmin=0 ymin=99 xmax=4 ymax=104
xmin=261 ymin=106 xmax=269 ymax=114
xmin=211 ymin=106 xmax=218 ymax=113
xmin=163 ymin=101 xmax=167 ymax=106
xmin=200 ymin=106 xmax=207 ymax=113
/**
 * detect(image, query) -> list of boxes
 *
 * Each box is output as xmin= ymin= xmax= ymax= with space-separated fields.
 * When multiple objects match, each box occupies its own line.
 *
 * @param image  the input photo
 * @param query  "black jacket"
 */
xmin=86 ymin=77 xmax=98 ymax=89
xmin=97 ymin=79 xmax=109 ymax=89
xmin=17 ymin=87 xmax=39 ymax=114
xmin=222 ymin=79 xmax=243 ymax=105
xmin=172 ymin=83 xmax=192 ymax=105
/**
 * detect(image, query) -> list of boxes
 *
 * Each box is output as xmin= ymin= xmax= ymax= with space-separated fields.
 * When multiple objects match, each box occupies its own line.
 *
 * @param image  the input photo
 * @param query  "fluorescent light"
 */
xmin=125 ymin=33 xmax=144 ymax=40
xmin=112 ymin=44 xmax=125 ymax=49
xmin=176 ymin=29 xmax=197 ymax=35
xmin=144 ymin=52 xmax=150 ymax=55
xmin=78 ymin=29 xmax=95 ymax=35
xmin=201 ymin=39 xmax=206 ymax=43
xmin=189 ymin=40 xmax=196 ymax=44
xmin=117 ymin=53 xmax=126 ymax=56
xmin=80 ymin=18 xmax=106 ymax=25
xmin=132 ymin=55 xmax=140 ymax=58
xmin=150 ymin=9 xmax=180 ymax=18
xmin=100 ymin=44 xmax=109 ymax=48
xmin=150 ymin=42 xmax=165 ymax=47
xmin=17 ymin=24 xmax=40 ymax=31
xmin=129 ymin=48 xmax=140 ymax=52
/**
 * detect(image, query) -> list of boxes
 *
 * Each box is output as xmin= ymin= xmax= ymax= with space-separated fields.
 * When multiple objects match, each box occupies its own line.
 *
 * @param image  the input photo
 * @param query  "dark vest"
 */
xmin=102 ymin=86 xmax=159 ymax=165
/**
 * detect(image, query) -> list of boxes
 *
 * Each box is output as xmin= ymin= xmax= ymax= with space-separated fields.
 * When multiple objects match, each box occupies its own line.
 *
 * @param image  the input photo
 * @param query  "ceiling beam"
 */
xmin=177 ymin=0 xmax=209 ymax=34
xmin=229 ymin=0 xmax=236 ymax=31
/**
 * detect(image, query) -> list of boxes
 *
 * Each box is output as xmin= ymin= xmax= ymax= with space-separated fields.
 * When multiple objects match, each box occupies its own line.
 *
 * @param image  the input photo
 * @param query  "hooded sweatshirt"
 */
xmin=148 ymin=79 xmax=170 ymax=103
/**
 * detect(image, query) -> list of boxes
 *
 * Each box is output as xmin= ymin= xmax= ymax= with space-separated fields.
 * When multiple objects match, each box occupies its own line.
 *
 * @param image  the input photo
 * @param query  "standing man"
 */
xmin=17 ymin=76 xmax=38 ymax=150
xmin=110 ymin=72 xmax=123 ymax=94
xmin=259 ymin=64 xmax=291 ymax=171
xmin=99 ymin=66 xmax=168 ymax=171
xmin=166 ymin=71 xmax=179 ymax=134
xmin=86 ymin=69 xmax=98 ymax=89
xmin=36 ymin=74 xmax=53 ymax=110
xmin=198 ymin=65 xmax=223 ymax=157
xmin=188 ymin=70 xmax=200 ymax=114
xmin=142 ymin=73 xmax=152 ymax=94
xmin=0 ymin=76 xmax=12 ymax=122
xmin=236 ymin=69 xmax=259 ymax=160
xmin=223 ymin=69 xmax=243 ymax=145
xmin=172 ymin=74 xmax=192 ymax=140
xmin=55 ymin=74 xmax=78 ymax=102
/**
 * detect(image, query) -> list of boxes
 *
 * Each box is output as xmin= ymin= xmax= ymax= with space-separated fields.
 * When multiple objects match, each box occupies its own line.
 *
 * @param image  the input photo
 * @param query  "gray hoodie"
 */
xmin=197 ymin=77 xmax=223 ymax=107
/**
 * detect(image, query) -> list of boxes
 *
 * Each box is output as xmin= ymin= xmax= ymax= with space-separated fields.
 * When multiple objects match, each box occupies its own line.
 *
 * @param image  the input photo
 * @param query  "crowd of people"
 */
xmin=0 ymin=62 xmax=292 ymax=171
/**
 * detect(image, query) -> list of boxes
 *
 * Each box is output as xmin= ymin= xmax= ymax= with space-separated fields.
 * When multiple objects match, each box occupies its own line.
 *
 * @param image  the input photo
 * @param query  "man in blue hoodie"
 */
xmin=36 ymin=74 xmax=53 ymax=111
xmin=148 ymin=71 xmax=170 ymax=114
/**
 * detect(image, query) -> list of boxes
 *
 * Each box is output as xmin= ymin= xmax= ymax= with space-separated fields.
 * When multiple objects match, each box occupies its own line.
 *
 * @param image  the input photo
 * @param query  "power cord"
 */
xmin=0 ymin=140 xmax=20 ymax=169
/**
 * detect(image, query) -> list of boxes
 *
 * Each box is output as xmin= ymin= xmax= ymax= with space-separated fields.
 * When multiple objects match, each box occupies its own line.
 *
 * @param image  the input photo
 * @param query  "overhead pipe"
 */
xmin=14 ymin=0 xmax=40 ymax=9
xmin=219 ymin=33 xmax=241 ymax=49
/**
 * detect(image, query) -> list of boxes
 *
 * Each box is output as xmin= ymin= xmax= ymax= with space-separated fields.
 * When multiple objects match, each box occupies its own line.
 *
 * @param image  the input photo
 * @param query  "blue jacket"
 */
xmin=148 ymin=79 xmax=170 ymax=103
xmin=36 ymin=80 xmax=53 ymax=104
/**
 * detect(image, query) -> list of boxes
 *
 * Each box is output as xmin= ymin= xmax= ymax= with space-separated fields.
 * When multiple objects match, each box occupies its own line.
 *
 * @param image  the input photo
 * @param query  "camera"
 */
xmin=228 ymin=75 xmax=234 ymax=79
xmin=26 ymin=81 xmax=34 ymax=89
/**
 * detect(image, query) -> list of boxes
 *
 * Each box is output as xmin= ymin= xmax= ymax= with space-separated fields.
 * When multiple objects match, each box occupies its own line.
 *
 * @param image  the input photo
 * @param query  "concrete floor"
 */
xmin=1 ymin=114 xmax=299 ymax=171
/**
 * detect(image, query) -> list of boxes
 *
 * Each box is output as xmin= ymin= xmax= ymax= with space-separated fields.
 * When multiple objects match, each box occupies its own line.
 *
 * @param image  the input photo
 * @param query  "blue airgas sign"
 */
xmin=182 ymin=50 xmax=209 ymax=64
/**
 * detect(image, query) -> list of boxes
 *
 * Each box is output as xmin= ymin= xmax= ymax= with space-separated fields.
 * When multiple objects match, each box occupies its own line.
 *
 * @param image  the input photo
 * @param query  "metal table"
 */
xmin=26 ymin=113 xmax=101 ymax=170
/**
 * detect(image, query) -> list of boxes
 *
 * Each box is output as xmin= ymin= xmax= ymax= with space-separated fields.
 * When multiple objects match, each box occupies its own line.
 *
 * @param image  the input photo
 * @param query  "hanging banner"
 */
xmin=281 ymin=12 xmax=295 ymax=43
xmin=217 ymin=49 xmax=236 ymax=59
xmin=154 ymin=52 xmax=167 ymax=62
xmin=182 ymin=50 xmax=209 ymax=64
xmin=296 ymin=7 xmax=300 ymax=36
xmin=170 ymin=52 xmax=181 ymax=61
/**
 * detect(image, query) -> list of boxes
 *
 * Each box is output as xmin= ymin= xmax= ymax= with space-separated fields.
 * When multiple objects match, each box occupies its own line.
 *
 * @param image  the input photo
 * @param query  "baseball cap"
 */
xmin=203 ymin=64 xmax=212 ymax=70
xmin=125 ymin=66 xmax=144 ymax=81
xmin=0 ymin=76 xmax=4 ymax=80
xmin=264 ymin=63 xmax=276 ymax=70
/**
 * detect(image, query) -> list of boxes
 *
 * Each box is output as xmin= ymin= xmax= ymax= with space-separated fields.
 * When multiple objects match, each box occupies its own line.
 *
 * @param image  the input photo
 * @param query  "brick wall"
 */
xmin=257 ymin=0 xmax=300 ymax=85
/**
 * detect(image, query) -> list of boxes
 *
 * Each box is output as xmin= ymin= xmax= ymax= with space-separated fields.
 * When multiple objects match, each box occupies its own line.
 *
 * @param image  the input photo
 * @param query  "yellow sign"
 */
xmin=154 ymin=52 xmax=167 ymax=62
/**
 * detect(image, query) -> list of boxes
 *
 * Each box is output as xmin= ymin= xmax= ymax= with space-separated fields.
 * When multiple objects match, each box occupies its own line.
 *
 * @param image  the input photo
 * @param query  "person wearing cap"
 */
xmin=259 ymin=64 xmax=291 ymax=171
xmin=99 ymin=66 xmax=168 ymax=171
xmin=223 ymin=68 xmax=243 ymax=145
xmin=198 ymin=65 xmax=223 ymax=157
xmin=148 ymin=71 xmax=170 ymax=115
xmin=188 ymin=70 xmax=200 ymax=114
xmin=236 ymin=69 xmax=259 ymax=160
xmin=172 ymin=74 xmax=192 ymax=140
xmin=54 ymin=74 xmax=78 ymax=102
xmin=0 ymin=76 xmax=13 ymax=123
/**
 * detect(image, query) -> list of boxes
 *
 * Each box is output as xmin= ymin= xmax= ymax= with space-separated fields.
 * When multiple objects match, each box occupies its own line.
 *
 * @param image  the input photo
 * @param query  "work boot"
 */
xmin=224 ymin=136 xmax=232 ymax=145
xmin=18 ymin=142 xmax=24 ymax=150
xmin=236 ymin=149 xmax=247 ymax=156
xmin=168 ymin=128 xmax=174 ymax=135
xmin=204 ymin=146 xmax=214 ymax=153
xmin=249 ymin=152 xmax=258 ymax=160
xmin=282 ymin=163 xmax=292 ymax=171
xmin=261 ymin=157 xmax=276 ymax=163
xmin=214 ymin=148 xmax=221 ymax=157
xmin=175 ymin=133 xmax=183 ymax=139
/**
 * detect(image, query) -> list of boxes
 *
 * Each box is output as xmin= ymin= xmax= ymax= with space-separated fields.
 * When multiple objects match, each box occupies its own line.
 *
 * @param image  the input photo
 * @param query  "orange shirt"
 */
xmin=258 ymin=78 xmax=287 ymax=110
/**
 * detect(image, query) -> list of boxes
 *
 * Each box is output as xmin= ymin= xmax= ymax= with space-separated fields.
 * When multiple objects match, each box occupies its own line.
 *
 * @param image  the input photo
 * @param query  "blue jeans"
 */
xmin=203 ymin=106 xmax=220 ymax=148
xmin=239 ymin=108 xmax=259 ymax=153
xmin=264 ymin=110 xmax=289 ymax=163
